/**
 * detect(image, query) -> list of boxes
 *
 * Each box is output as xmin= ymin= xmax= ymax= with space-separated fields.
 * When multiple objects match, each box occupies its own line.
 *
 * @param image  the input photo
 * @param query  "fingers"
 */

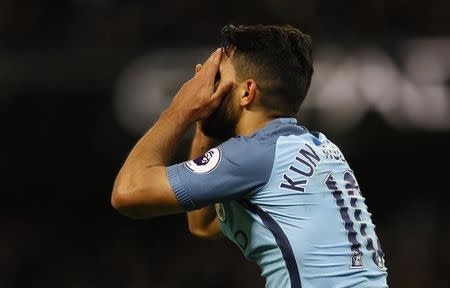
xmin=211 ymin=80 xmax=233 ymax=101
xmin=198 ymin=48 xmax=222 ymax=80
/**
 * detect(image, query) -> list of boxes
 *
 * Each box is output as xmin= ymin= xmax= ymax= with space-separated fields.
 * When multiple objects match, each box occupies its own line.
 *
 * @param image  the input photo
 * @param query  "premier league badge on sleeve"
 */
xmin=185 ymin=148 xmax=221 ymax=174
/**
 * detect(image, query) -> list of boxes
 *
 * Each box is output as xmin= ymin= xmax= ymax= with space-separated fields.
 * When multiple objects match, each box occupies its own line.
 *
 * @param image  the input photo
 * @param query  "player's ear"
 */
xmin=240 ymin=79 xmax=258 ymax=107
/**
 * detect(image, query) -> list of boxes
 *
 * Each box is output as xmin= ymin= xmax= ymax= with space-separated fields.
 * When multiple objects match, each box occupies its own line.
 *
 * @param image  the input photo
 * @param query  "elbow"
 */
xmin=188 ymin=223 xmax=220 ymax=240
xmin=110 ymin=181 xmax=122 ymax=211
xmin=111 ymin=180 xmax=151 ymax=220
xmin=111 ymin=177 xmax=126 ymax=211
xmin=188 ymin=227 xmax=212 ymax=239
xmin=110 ymin=190 xmax=128 ymax=216
xmin=111 ymin=191 xmax=150 ymax=220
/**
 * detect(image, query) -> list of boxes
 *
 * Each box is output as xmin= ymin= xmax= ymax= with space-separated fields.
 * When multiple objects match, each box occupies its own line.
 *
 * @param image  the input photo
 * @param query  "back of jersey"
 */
xmin=248 ymin=131 xmax=388 ymax=288
xmin=168 ymin=117 xmax=388 ymax=288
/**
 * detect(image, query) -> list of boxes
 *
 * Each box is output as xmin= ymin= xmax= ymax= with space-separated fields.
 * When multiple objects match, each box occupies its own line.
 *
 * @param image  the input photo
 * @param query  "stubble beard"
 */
xmin=201 ymin=95 xmax=238 ymax=142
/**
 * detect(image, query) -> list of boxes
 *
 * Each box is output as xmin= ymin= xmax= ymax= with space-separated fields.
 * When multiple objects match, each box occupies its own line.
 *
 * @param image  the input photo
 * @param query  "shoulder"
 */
xmin=219 ymin=118 xmax=309 ymax=157
xmin=218 ymin=134 xmax=277 ymax=169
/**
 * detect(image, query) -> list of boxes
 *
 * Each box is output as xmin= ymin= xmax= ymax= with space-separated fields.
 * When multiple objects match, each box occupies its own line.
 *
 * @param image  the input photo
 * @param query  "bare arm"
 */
xmin=186 ymin=122 xmax=223 ymax=239
xmin=111 ymin=48 xmax=232 ymax=219
xmin=111 ymin=110 xmax=188 ymax=219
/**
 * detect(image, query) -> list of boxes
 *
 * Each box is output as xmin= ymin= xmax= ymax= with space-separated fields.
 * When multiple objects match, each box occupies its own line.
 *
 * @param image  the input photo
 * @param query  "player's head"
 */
xmin=202 ymin=24 xmax=314 ymax=141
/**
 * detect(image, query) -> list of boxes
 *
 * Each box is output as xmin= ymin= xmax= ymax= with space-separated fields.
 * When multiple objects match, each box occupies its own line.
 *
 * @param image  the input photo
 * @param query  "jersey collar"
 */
xmin=265 ymin=117 xmax=298 ymax=129
xmin=244 ymin=117 xmax=306 ymax=139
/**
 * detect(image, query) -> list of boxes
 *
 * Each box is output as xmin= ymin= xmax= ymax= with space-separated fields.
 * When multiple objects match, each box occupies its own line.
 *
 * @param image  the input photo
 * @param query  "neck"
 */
xmin=235 ymin=110 xmax=276 ymax=137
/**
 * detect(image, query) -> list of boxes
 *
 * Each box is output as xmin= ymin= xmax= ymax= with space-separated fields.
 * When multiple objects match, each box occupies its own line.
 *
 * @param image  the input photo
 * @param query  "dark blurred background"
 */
xmin=1 ymin=0 xmax=449 ymax=287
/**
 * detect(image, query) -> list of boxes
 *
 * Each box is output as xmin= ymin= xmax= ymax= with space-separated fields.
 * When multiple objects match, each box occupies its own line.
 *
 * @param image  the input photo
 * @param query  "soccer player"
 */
xmin=111 ymin=25 xmax=388 ymax=288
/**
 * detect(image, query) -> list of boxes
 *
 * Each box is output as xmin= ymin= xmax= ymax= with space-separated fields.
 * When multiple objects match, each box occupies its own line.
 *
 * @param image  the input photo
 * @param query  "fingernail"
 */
xmin=216 ymin=48 xmax=222 ymax=53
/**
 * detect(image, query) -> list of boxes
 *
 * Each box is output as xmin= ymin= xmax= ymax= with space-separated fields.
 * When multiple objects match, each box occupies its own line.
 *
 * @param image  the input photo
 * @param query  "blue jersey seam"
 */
xmin=239 ymin=200 xmax=302 ymax=288
xmin=247 ymin=136 xmax=281 ymax=199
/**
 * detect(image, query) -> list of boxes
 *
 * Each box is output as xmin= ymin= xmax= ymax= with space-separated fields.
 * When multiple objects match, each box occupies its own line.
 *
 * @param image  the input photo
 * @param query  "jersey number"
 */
xmin=324 ymin=171 xmax=386 ymax=270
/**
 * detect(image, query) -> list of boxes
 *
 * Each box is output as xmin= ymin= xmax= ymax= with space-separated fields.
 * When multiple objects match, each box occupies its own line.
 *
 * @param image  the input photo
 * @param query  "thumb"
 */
xmin=211 ymin=81 xmax=233 ymax=101
xmin=195 ymin=64 xmax=202 ymax=75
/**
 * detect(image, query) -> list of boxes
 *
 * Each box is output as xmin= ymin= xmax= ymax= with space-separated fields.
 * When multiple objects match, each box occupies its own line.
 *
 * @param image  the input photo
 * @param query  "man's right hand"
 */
xmin=190 ymin=62 xmax=221 ymax=156
xmin=167 ymin=48 xmax=233 ymax=123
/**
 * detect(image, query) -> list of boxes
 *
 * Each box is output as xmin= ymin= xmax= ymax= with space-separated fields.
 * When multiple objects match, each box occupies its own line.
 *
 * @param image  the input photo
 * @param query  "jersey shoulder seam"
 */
xmin=246 ymin=135 xmax=281 ymax=199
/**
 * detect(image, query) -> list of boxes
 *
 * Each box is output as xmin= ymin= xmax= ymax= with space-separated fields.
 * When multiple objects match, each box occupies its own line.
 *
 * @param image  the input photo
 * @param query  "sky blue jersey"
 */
xmin=167 ymin=118 xmax=388 ymax=288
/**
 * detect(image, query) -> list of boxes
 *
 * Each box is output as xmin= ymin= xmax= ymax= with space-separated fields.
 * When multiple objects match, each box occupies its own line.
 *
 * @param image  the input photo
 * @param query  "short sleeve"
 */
xmin=166 ymin=136 xmax=276 ymax=211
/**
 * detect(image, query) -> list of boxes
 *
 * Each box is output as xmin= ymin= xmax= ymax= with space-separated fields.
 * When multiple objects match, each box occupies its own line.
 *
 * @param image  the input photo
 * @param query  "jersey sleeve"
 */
xmin=166 ymin=136 xmax=276 ymax=211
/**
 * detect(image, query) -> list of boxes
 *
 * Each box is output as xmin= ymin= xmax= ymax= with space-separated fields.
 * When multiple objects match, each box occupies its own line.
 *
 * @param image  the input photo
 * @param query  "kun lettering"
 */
xmin=280 ymin=143 xmax=321 ymax=192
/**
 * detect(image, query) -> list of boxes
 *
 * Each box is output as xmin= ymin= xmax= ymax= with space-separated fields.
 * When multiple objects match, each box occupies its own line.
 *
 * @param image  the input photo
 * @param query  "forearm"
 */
xmin=186 ymin=123 xmax=222 ymax=238
xmin=111 ymin=48 xmax=228 ymax=219
xmin=123 ymin=110 xmax=192 ymax=169
xmin=187 ymin=207 xmax=222 ymax=239
xmin=112 ymin=108 xmax=193 ymax=217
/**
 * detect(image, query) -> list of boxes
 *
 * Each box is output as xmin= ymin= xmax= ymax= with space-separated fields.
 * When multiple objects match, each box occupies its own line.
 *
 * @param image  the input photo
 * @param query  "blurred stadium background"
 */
xmin=1 ymin=0 xmax=449 ymax=287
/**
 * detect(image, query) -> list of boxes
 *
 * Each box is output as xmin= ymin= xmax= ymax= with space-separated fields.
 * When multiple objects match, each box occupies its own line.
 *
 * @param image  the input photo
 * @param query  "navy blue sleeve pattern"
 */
xmin=166 ymin=136 xmax=276 ymax=211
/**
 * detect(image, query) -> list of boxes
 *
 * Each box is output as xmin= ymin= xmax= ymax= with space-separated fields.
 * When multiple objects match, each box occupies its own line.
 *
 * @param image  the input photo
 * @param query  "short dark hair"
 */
xmin=220 ymin=24 xmax=314 ymax=115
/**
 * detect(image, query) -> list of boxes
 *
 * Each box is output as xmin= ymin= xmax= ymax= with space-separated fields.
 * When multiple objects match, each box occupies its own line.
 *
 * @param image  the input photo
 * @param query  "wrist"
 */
xmin=161 ymin=107 xmax=195 ymax=127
